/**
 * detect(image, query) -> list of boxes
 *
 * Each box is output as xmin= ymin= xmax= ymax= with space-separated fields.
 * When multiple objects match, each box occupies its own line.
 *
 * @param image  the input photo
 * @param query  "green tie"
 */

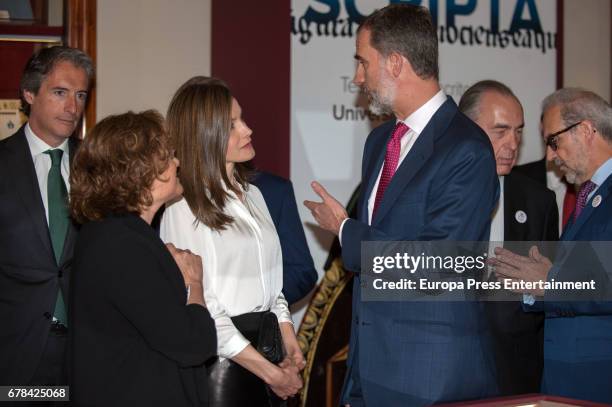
xmin=44 ymin=149 xmax=69 ymax=326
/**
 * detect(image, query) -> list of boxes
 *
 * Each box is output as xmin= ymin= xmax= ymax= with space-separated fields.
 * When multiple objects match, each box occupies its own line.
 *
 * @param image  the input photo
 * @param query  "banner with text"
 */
xmin=291 ymin=0 xmax=558 ymax=275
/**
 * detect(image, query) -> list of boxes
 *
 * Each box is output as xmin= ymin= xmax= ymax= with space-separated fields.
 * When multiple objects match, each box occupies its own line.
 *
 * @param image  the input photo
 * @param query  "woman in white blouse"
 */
xmin=161 ymin=76 xmax=304 ymax=406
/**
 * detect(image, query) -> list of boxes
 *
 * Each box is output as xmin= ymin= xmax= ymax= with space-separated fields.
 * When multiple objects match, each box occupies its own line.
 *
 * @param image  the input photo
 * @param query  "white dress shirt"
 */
xmin=340 ymin=90 xmax=447 ymax=241
xmin=489 ymin=176 xmax=505 ymax=243
xmin=488 ymin=176 xmax=505 ymax=278
xmin=24 ymin=123 xmax=70 ymax=225
xmin=546 ymin=167 xmax=567 ymax=235
xmin=160 ymin=185 xmax=292 ymax=360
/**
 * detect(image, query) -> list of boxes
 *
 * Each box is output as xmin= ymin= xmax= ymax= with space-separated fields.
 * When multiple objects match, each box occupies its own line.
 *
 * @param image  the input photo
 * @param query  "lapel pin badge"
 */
xmin=515 ymin=210 xmax=527 ymax=224
xmin=592 ymin=195 xmax=602 ymax=208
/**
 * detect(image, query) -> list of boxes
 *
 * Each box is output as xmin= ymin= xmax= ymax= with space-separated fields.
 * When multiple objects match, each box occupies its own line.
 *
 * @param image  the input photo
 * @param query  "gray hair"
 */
xmin=542 ymin=88 xmax=612 ymax=143
xmin=359 ymin=4 xmax=438 ymax=80
xmin=458 ymin=80 xmax=521 ymax=122
xmin=20 ymin=46 xmax=94 ymax=115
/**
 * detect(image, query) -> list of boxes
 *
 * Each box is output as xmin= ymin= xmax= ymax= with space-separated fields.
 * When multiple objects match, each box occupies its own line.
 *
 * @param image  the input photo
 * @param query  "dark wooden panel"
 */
xmin=0 ymin=0 xmax=96 ymax=136
xmin=0 ymin=25 xmax=63 ymax=35
xmin=0 ymin=20 xmax=63 ymax=103
xmin=211 ymin=1 xmax=291 ymax=178
xmin=556 ymin=0 xmax=563 ymax=89
xmin=30 ymin=0 xmax=49 ymax=25
xmin=65 ymin=0 xmax=97 ymax=133
xmin=0 ymin=42 xmax=39 ymax=99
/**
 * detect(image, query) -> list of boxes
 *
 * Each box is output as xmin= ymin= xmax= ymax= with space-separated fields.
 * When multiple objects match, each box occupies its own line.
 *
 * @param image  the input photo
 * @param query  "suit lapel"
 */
xmin=560 ymin=217 xmax=574 ymax=240
xmin=563 ymin=175 xmax=612 ymax=241
xmin=503 ymin=180 xmax=516 ymax=241
xmin=4 ymin=128 xmax=55 ymax=262
xmin=372 ymin=98 xmax=456 ymax=225
xmin=534 ymin=158 xmax=547 ymax=186
xmin=504 ymin=173 xmax=526 ymax=241
xmin=59 ymin=137 xmax=80 ymax=266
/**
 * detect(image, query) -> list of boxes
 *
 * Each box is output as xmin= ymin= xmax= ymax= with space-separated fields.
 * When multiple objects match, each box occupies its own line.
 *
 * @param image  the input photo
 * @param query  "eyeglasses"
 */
xmin=545 ymin=121 xmax=582 ymax=151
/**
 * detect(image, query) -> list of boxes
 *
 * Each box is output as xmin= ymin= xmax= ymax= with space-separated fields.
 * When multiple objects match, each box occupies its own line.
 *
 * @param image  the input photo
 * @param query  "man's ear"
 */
xmin=386 ymin=52 xmax=403 ymax=78
xmin=23 ymin=90 xmax=35 ymax=105
xmin=581 ymin=120 xmax=597 ymax=145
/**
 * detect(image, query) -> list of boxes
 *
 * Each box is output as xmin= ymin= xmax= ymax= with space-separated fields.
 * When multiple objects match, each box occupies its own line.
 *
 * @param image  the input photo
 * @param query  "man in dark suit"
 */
xmin=0 ymin=46 xmax=93 ymax=388
xmin=493 ymin=88 xmax=612 ymax=403
xmin=304 ymin=5 xmax=499 ymax=405
xmin=251 ymin=171 xmax=318 ymax=305
xmin=459 ymin=80 xmax=559 ymax=395
xmin=514 ymin=156 xmax=547 ymax=185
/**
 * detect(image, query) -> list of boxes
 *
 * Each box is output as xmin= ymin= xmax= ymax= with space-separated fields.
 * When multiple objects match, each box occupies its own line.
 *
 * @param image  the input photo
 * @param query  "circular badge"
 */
xmin=515 ymin=210 xmax=527 ymax=224
xmin=592 ymin=195 xmax=602 ymax=208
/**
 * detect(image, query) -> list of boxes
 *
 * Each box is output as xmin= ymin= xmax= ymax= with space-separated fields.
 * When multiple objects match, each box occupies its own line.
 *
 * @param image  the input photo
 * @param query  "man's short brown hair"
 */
xmin=359 ymin=4 xmax=439 ymax=80
xmin=20 ymin=46 xmax=94 ymax=115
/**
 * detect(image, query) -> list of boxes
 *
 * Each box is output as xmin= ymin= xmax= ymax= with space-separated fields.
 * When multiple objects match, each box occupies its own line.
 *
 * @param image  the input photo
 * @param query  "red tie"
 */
xmin=561 ymin=182 xmax=577 ymax=230
xmin=373 ymin=122 xmax=409 ymax=216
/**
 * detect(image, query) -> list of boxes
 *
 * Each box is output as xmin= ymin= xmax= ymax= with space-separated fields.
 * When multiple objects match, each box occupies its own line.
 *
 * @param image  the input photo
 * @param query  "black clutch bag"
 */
xmin=257 ymin=311 xmax=286 ymax=364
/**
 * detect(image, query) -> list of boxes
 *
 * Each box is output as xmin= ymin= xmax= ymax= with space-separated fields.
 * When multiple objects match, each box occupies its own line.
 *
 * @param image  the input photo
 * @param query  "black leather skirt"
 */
xmin=207 ymin=311 xmax=285 ymax=407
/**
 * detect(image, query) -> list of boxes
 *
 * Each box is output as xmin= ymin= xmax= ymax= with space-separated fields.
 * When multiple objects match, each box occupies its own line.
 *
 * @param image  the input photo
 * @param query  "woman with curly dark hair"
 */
xmin=69 ymin=110 xmax=217 ymax=407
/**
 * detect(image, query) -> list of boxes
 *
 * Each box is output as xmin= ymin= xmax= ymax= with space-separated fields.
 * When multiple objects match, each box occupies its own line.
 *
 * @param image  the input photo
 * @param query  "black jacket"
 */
xmin=0 ymin=126 xmax=79 ymax=385
xmin=486 ymin=169 xmax=558 ymax=395
xmin=514 ymin=157 xmax=547 ymax=186
xmin=71 ymin=214 xmax=217 ymax=406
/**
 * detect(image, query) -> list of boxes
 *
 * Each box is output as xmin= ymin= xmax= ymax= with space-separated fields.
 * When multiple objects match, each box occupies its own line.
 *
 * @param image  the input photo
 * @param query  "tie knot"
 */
xmin=392 ymin=122 xmax=409 ymax=142
xmin=45 ymin=149 xmax=64 ymax=166
xmin=578 ymin=180 xmax=596 ymax=199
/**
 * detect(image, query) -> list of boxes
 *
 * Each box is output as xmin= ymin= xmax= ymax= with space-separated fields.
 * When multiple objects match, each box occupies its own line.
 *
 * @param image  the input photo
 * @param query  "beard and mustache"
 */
xmin=554 ymin=156 xmax=581 ymax=185
xmin=363 ymin=71 xmax=395 ymax=116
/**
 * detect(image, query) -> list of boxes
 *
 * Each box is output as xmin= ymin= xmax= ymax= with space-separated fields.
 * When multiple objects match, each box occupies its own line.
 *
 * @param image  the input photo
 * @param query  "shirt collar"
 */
xmin=24 ymin=122 xmax=69 ymax=157
xmin=546 ymin=168 xmax=564 ymax=189
xmin=399 ymin=90 xmax=447 ymax=135
xmin=591 ymin=157 xmax=612 ymax=187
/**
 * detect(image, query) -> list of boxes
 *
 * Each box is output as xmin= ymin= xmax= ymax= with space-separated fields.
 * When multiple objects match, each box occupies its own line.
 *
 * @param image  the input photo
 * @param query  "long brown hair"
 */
xmin=166 ymin=76 xmax=251 ymax=230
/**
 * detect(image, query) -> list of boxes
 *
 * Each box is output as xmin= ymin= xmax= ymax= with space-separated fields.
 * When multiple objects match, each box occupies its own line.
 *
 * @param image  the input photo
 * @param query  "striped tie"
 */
xmin=574 ymin=180 xmax=596 ymax=222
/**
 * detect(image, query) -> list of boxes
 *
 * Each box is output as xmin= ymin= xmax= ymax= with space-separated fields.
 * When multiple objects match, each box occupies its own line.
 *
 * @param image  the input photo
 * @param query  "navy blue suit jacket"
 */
xmin=535 ymin=171 xmax=612 ymax=403
xmin=340 ymin=97 xmax=500 ymax=406
xmin=251 ymin=172 xmax=317 ymax=305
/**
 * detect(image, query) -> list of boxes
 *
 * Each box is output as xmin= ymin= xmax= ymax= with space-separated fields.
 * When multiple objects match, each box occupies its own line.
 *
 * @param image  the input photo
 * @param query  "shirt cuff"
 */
xmin=271 ymin=304 xmax=293 ymax=324
xmin=220 ymin=332 xmax=250 ymax=359
xmin=278 ymin=316 xmax=294 ymax=325
xmin=339 ymin=218 xmax=350 ymax=247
